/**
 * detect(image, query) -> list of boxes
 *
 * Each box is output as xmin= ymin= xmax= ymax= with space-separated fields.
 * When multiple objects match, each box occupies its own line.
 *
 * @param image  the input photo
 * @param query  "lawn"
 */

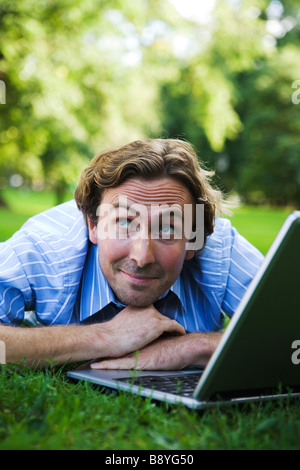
xmin=0 ymin=188 xmax=299 ymax=451
xmin=0 ymin=187 xmax=73 ymax=242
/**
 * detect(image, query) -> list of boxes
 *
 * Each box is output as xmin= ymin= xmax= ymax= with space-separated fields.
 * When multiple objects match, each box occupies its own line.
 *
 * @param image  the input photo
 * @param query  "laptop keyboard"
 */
xmin=117 ymin=373 xmax=201 ymax=397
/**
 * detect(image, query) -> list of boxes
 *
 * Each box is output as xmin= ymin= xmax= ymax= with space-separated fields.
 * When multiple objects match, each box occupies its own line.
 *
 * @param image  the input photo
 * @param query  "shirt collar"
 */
xmin=169 ymin=273 xmax=188 ymax=311
xmin=79 ymin=244 xmax=124 ymax=322
xmin=79 ymin=243 xmax=187 ymax=322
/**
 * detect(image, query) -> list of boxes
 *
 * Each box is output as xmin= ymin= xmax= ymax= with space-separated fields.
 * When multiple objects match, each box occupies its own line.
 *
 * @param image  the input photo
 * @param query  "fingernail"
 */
xmin=90 ymin=363 xmax=99 ymax=369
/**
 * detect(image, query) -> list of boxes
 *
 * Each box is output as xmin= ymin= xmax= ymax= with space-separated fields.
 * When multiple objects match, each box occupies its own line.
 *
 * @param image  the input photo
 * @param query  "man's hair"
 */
xmin=74 ymin=138 xmax=229 ymax=242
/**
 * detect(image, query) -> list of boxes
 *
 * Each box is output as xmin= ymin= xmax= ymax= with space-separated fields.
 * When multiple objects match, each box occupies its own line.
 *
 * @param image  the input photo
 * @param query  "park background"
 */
xmin=0 ymin=0 xmax=300 ymax=451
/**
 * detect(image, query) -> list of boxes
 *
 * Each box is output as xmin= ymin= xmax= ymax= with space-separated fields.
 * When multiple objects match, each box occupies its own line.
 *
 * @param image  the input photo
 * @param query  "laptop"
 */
xmin=67 ymin=211 xmax=300 ymax=409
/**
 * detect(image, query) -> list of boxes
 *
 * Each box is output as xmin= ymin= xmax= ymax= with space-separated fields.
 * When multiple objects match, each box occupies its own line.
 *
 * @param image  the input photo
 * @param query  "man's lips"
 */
xmin=120 ymin=270 xmax=158 ymax=284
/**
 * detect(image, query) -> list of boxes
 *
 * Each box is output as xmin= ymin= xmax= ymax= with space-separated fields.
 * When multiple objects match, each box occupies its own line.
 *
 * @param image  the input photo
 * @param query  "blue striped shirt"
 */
xmin=0 ymin=200 xmax=264 ymax=332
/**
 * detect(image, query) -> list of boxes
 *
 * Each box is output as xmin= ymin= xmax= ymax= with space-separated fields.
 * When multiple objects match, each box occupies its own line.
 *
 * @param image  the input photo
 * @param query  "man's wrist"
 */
xmin=184 ymin=332 xmax=222 ymax=366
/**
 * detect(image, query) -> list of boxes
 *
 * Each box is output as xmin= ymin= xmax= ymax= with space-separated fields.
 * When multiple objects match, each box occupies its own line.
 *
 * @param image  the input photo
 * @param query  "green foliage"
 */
xmin=0 ymin=0 xmax=299 ymax=205
xmin=0 ymin=0 xmax=170 ymax=200
xmin=233 ymin=43 xmax=300 ymax=205
xmin=158 ymin=0 xmax=300 ymax=206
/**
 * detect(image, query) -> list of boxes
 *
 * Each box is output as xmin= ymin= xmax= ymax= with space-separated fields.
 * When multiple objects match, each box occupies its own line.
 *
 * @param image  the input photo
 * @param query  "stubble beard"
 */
xmin=108 ymin=260 xmax=166 ymax=308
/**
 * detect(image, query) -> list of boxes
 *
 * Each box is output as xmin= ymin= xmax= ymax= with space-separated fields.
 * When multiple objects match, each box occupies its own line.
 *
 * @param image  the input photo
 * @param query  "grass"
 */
xmin=0 ymin=187 xmax=73 ymax=242
xmin=0 ymin=188 xmax=299 ymax=450
xmin=1 ymin=362 xmax=300 ymax=450
xmin=228 ymin=204 xmax=292 ymax=255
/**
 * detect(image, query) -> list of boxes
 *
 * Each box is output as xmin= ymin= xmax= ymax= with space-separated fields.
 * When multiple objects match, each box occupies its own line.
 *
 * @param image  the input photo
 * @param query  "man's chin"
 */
xmin=122 ymin=297 xmax=158 ymax=309
xmin=112 ymin=280 xmax=164 ymax=308
xmin=115 ymin=290 xmax=160 ymax=309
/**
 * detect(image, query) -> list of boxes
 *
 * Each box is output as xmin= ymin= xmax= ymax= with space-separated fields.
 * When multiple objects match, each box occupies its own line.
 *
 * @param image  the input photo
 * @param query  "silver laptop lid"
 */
xmin=194 ymin=211 xmax=300 ymax=401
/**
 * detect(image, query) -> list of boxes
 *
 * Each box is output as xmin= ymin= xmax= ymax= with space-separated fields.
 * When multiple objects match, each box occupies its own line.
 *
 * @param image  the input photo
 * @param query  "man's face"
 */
xmin=88 ymin=177 xmax=194 ymax=307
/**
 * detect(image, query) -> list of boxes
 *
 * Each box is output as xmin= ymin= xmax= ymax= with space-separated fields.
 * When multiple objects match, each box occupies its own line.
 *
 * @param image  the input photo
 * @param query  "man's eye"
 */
xmin=117 ymin=218 xmax=130 ymax=228
xmin=160 ymin=225 xmax=175 ymax=237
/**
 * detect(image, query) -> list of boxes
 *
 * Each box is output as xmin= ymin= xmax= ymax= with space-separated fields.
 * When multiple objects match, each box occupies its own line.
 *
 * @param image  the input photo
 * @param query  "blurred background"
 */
xmin=0 ymin=0 xmax=299 ymax=246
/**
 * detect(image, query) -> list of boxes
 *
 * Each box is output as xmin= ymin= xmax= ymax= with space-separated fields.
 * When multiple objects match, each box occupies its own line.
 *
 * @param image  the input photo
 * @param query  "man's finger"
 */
xmin=90 ymin=356 xmax=138 ymax=370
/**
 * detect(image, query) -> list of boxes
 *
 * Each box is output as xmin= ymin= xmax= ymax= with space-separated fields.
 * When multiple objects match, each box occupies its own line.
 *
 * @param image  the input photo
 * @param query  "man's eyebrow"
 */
xmin=151 ymin=205 xmax=184 ymax=222
xmin=111 ymin=199 xmax=146 ymax=216
xmin=111 ymin=198 xmax=184 ymax=219
xmin=112 ymin=200 xmax=129 ymax=209
xmin=111 ymin=197 xmax=133 ymax=209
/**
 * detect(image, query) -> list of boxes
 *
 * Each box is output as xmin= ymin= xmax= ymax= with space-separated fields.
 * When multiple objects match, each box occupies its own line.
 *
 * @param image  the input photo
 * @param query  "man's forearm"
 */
xmin=0 ymin=324 xmax=106 ymax=367
xmin=0 ymin=304 xmax=186 ymax=367
xmin=91 ymin=331 xmax=223 ymax=370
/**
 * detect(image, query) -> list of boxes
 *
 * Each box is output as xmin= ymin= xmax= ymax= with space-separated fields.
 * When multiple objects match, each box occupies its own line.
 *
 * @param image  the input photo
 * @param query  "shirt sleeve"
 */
xmin=0 ymin=201 xmax=88 ymax=326
xmin=220 ymin=222 xmax=264 ymax=318
xmin=0 ymin=235 xmax=33 ymax=325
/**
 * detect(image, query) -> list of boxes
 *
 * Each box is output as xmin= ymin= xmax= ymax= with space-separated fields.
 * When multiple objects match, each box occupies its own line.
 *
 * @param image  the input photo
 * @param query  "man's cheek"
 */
xmin=99 ymin=238 xmax=130 ymax=262
xmin=159 ymin=245 xmax=186 ymax=273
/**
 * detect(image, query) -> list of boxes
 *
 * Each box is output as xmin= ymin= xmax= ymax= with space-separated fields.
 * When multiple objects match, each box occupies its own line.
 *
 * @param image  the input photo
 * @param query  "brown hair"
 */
xmin=74 ymin=138 xmax=229 ymax=242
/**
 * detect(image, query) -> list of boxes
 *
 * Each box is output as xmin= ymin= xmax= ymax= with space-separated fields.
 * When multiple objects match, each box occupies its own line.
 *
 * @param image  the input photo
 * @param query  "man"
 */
xmin=0 ymin=139 xmax=263 ymax=369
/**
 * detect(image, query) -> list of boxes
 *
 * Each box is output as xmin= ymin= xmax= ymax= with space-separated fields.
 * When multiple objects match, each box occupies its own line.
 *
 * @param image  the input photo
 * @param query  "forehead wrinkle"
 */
xmin=103 ymin=178 xmax=193 ymax=208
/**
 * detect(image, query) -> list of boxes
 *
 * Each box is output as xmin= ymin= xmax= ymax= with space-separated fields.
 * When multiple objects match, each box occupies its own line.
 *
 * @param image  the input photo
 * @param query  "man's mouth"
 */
xmin=120 ymin=270 xmax=158 ymax=284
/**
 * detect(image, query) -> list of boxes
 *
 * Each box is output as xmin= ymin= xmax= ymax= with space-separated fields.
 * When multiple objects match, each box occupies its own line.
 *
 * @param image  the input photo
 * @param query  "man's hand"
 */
xmin=90 ymin=332 xmax=223 ymax=371
xmin=0 ymin=305 xmax=185 ymax=367
xmin=98 ymin=304 xmax=186 ymax=360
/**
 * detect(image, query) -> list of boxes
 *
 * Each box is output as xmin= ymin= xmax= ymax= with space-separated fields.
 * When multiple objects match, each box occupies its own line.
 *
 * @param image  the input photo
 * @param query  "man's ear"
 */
xmin=87 ymin=216 xmax=98 ymax=245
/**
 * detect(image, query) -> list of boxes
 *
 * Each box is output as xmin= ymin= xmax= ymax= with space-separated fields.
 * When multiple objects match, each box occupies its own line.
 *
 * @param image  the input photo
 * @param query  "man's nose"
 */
xmin=129 ymin=235 xmax=155 ymax=267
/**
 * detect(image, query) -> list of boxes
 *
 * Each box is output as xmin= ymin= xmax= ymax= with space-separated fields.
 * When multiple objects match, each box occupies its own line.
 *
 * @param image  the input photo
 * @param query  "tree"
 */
xmin=0 ymin=0 xmax=174 ymax=202
xmin=158 ymin=0 xmax=300 ymax=205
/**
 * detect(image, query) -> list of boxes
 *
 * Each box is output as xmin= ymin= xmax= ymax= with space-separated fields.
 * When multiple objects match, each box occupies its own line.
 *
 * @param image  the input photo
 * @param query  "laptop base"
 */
xmin=67 ymin=368 xmax=300 ymax=410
